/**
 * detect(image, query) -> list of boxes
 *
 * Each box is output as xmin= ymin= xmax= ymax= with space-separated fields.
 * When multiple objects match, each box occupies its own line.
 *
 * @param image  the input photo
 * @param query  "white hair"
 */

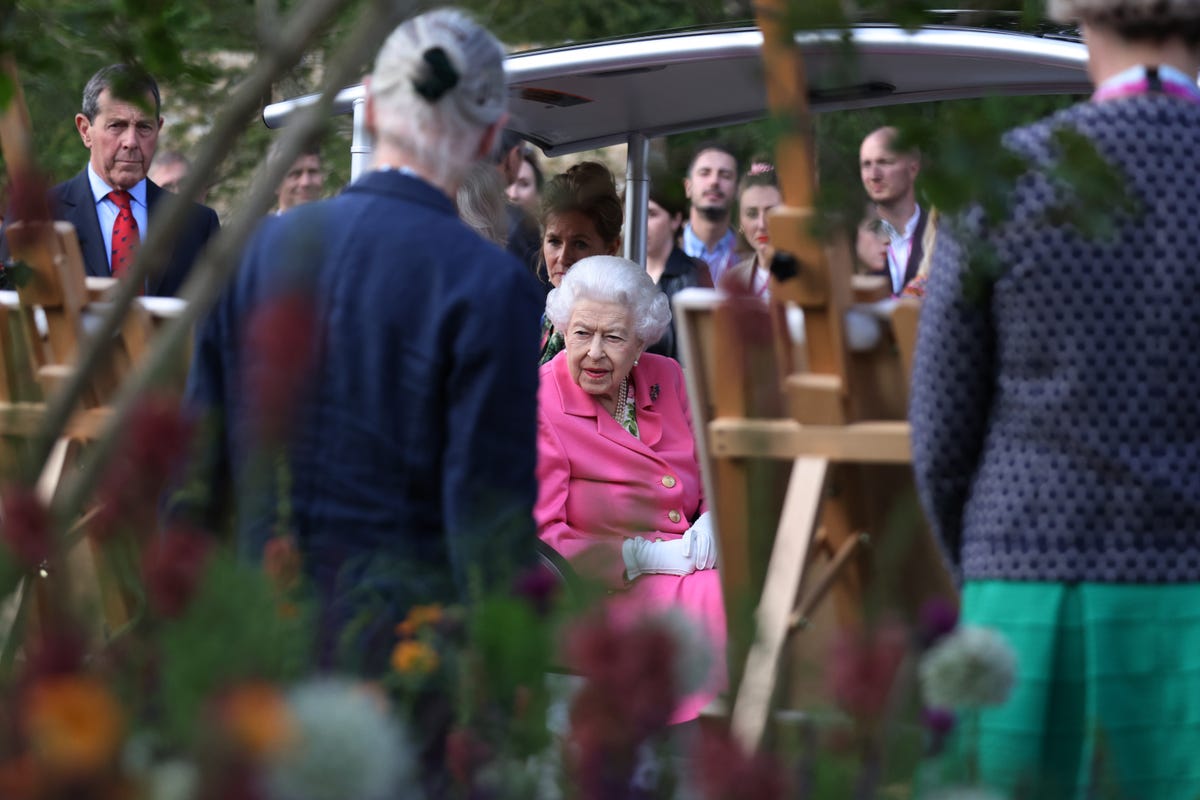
xmin=545 ymin=256 xmax=671 ymax=346
xmin=370 ymin=9 xmax=507 ymax=188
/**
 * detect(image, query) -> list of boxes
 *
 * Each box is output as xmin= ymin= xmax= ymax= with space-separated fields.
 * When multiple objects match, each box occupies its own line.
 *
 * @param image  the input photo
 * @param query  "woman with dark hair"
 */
xmin=506 ymin=151 xmax=543 ymax=214
xmin=911 ymin=1 xmax=1200 ymax=796
xmin=537 ymin=161 xmax=623 ymax=364
xmin=641 ymin=170 xmax=712 ymax=361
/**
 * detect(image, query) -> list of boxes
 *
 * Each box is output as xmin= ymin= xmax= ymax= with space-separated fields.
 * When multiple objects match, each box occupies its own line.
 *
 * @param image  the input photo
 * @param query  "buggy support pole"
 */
xmin=351 ymin=96 xmax=373 ymax=182
xmin=624 ymin=132 xmax=650 ymax=266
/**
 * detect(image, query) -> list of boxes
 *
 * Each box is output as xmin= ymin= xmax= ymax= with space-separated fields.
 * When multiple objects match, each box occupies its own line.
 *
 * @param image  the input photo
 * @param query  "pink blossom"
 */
xmin=826 ymin=622 xmax=909 ymax=722
xmin=695 ymin=726 xmax=790 ymax=800
xmin=242 ymin=290 xmax=319 ymax=445
xmin=1 ymin=484 xmax=52 ymax=568
xmin=142 ymin=528 xmax=212 ymax=618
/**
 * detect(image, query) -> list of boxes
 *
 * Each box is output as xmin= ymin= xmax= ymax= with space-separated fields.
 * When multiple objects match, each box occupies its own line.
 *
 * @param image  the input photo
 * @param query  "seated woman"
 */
xmin=537 ymin=161 xmax=623 ymax=364
xmin=726 ymin=158 xmax=782 ymax=298
xmin=535 ymin=255 xmax=725 ymax=723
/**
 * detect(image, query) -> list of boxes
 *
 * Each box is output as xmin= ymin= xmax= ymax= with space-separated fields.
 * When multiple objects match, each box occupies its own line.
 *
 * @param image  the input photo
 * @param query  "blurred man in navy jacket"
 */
xmin=185 ymin=9 xmax=542 ymax=671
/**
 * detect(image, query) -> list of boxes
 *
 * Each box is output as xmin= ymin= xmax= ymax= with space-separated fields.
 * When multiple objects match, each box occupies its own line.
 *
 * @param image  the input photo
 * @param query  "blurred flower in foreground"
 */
xmin=921 ymin=706 xmax=957 ymax=756
xmin=917 ymin=595 xmax=960 ymax=649
xmin=91 ymin=393 xmax=195 ymax=543
xmin=919 ymin=625 xmax=1017 ymax=710
xmin=24 ymin=675 xmax=124 ymax=777
xmin=265 ymin=678 xmax=415 ymax=800
xmin=565 ymin=611 xmax=681 ymax=799
xmin=243 ymin=290 xmax=320 ymax=446
xmin=925 ymin=787 xmax=1007 ymax=800
xmin=394 ymin=603 xmax=443 ymax=639
xmin=141 ymin=528 xmax=213 ymax=618
xmin=826 ymin=622 xmax=909 ymax=722
xmin=1 ymin=484 xmax=52 ymax=569
xmin=694 ymin=726 xmax=790 ymax=800
xmin=263 ymin=534 xmax=303 ymax=595
xmin=390 ymin=640 xmax=439 ymax=678
xmin=219 ymin=682 xmax=294 ymax=759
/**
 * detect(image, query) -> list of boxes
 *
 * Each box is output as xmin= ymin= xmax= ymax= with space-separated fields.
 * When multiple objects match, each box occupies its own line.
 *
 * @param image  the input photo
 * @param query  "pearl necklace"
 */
xmin=612 ymin=377 xmax=630 ymax=422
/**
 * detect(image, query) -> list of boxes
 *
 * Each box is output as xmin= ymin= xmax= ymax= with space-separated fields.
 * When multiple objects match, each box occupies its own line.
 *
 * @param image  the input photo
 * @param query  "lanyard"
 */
xmin=1092 ymin=64 xmax=1200 ymax=104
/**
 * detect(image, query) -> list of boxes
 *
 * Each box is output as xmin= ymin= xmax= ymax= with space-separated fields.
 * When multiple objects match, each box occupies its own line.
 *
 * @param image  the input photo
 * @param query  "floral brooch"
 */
xmin=649 ymin=383 xmax=660 ymax=402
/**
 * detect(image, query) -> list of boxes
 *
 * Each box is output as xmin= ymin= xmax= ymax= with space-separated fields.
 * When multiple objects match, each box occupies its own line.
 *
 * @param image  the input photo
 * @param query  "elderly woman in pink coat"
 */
xmin=535 ymin=255 xmax=726 ymax=723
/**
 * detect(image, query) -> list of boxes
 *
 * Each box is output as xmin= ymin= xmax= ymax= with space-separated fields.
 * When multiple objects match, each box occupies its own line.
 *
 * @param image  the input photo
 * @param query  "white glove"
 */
xmin=681 ymin=511 xmax=718 ymax=570
xmin=622 ymin=536 xmax=696 ymax=581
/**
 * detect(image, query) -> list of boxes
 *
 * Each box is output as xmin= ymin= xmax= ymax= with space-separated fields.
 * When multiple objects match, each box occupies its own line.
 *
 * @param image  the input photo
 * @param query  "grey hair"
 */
xmin=545 ymin=255 xmax=671 ymax=346
xmin=1049 ymin=0 xmax=1200 ymax=42
xmin=82 ymin=64 xmax=161 ymax=121
xmin=370 ymin=9 xmax=507 ymax=189
xmin=456 ymin=160 xmax=509 ymax=246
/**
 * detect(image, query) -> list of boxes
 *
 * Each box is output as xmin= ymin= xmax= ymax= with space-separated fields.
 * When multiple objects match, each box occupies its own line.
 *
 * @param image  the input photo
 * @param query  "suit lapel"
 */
xmin=903 ymin=205 xmax=929 ymax=287
xmin=60 ymin=172 xmax=109 ymax=278
xmin=554 ymin=356 xmax=663 ymax=459
xmin=144 ymin=180 xmax=167 ymax=295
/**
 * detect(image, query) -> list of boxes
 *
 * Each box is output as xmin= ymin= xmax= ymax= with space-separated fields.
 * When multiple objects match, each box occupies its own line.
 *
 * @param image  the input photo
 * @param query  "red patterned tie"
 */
xmin=107 ymin=190 xmax=139 ymax=279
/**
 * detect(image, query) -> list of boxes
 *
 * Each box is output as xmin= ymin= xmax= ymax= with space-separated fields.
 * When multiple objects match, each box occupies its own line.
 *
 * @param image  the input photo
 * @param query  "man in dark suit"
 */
xmin=40 ymin=64 xmax=219 ymax=296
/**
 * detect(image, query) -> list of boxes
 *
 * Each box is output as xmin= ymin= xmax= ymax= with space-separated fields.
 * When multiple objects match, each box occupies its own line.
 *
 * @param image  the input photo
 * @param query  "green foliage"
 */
xmin=155 ymin=549 xmax=313 ymax=746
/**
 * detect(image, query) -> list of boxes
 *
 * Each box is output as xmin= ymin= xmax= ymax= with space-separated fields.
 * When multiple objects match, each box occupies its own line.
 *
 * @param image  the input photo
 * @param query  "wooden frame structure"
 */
xmin=673 ymin=2 xmax=957 ymax=751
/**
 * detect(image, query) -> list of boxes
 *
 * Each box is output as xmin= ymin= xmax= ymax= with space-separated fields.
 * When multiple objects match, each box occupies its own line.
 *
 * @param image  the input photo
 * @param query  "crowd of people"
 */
xmin=3 ymin=0 xmax=1198 ymax=796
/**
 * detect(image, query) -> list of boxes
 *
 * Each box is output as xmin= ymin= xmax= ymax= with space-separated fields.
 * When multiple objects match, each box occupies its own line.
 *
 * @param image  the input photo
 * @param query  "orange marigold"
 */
xmin=24 ymin=676 xmax=124 ymax=776
xmin=220 ymin=682 xmax=293 ymax=759
xmin=390 ymin=640 xmax=439 ymax=677
xmin=394 ymin=604 xmax=443 ymax=638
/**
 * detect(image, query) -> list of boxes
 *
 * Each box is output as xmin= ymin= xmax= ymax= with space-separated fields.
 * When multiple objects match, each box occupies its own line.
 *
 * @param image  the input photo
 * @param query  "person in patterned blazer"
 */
xmin=910 ymin=1 xmax=1200 ymax=797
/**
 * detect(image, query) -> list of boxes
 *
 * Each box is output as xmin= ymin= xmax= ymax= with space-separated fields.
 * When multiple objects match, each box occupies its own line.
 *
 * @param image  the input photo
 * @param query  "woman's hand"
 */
xmin=682 ymin=511 xmax=718 ymax=570
xmin=622 ymin=537 xmax=696 ymax=581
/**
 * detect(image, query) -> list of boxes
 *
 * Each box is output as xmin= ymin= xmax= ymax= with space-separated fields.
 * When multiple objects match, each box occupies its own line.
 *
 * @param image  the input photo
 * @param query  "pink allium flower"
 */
xmin=694 ymin=726 xmax=790 ymax=800
xmin=141 ymin=528 xmax=212 ymax=618
xmin=512 ymin=562 xmax=560 ymax=616
xmin=826 ymin=622 xmax=910 ymax=722
xmin=1 ymin=484 xmax=52 ymax=568
xmin=242 ymin=290 xmax=319 ymax=445
xmin=91 ymin=393 xmax=194 ymax=543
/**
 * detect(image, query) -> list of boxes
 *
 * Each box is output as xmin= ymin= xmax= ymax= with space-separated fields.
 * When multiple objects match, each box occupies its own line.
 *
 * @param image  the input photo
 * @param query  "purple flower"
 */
xmin=921 ymin=706 xmax=956 ymax=756
xmin=917 ymin=596 xmax=959 ymax=648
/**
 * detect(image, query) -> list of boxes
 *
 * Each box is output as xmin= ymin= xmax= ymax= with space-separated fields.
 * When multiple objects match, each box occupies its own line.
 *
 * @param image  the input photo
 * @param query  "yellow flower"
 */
xmin=220 ymin=682 xmax=294 ymax=759
xmin=24 ymin=676 xmax=124 ymax=776
xmin=394 ymin=604 xmax=443 ymax=638
xmin=390 ymin=640 xmax=439 ymax=677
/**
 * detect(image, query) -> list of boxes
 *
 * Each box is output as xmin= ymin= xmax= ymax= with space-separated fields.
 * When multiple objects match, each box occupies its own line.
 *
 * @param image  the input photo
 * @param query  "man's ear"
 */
xmin=75 ymin=114 xmax=92 ymax=147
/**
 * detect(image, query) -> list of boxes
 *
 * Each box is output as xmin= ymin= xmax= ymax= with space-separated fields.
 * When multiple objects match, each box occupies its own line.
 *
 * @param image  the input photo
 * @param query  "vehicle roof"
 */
xmin=262 ymin=24 xmax=1090 ymax=156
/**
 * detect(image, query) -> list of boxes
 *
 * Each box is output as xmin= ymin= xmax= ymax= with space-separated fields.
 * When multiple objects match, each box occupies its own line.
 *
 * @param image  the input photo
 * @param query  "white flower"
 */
xmin=919 ymin=625 xmax=1017 ymax=710
xmin=265 ymin=678 xmax=418 ymax=800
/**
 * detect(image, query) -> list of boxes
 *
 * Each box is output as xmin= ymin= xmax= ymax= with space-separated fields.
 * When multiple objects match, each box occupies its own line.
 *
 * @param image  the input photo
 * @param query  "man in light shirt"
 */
xmin=856 ymin=126 xmax=937 ymax=295
xmin=681 ymin=141 xmax=740 ymax=286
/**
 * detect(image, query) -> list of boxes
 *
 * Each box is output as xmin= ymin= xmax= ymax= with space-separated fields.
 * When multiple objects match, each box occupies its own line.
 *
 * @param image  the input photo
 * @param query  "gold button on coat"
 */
xmin=668 ymin=510 xmax=682 ymax=524
xmin=662 ymin=475 xmax=677 ymax=488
